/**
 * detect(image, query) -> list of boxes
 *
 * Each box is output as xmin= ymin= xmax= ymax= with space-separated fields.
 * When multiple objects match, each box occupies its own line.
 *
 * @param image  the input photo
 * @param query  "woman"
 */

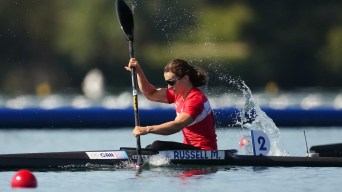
xmin=125 ymin=58 xmax=217 ymax=151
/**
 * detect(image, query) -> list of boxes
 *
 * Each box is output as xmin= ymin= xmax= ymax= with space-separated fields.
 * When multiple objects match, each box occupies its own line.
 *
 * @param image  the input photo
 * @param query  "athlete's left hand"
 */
xmin=133 ymin=126 xmax=148 ymax=136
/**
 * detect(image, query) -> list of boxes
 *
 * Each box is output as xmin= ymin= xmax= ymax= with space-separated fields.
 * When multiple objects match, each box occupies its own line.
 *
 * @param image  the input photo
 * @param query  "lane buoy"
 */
xmin=11 ymin=169 xmax=37 ymax=188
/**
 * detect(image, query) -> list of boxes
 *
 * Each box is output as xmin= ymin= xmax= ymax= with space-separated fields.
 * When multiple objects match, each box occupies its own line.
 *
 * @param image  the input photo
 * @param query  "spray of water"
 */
xmin=150 ymin=1 xmax=199 ymax=45
xmin=148 ymin=154 xmax=170 ymax=167
xmin=125 ymin=0 xmax=138 ymax=13
xmin=238 ymin=81 xmax=287 ymax=156
xmin=205 ymin=64 xmax=287 ymax=155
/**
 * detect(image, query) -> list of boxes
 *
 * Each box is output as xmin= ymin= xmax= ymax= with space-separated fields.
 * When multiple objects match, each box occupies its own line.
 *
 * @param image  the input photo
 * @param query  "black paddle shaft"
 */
xmin=116 ymin=0 xmax=143 ymax=166
xmin=129 ymin=42 xmax=143 ymax=164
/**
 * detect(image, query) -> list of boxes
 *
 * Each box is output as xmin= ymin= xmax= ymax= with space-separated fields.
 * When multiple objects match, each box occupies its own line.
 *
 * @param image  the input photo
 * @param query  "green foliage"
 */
xmin=193 ymin=3 xmax=253 ymax=42
xmin=0 ymin=0 xmax=341 ymax=94
xmin=241 ymin=0 xmax=342 ymax=88
xmin=321 ymin=26 xmax=342 ymax=73
xmin=54 ymin=1 xmax=123 ymax=66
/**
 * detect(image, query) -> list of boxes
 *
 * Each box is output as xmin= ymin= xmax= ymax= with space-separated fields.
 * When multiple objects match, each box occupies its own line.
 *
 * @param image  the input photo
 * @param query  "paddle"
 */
xmin=116 ymin=0 xmax=143 ymax=166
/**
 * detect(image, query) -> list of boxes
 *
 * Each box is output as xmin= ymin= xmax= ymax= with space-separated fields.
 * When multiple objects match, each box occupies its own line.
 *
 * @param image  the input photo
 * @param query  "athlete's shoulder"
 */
xmin=188 ymin=87 xmax=207 ymax=100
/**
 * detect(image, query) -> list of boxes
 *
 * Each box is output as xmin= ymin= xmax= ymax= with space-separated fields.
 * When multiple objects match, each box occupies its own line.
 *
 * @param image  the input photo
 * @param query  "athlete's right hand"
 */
xmin=125 ymin=58 xmax=139 ymax=72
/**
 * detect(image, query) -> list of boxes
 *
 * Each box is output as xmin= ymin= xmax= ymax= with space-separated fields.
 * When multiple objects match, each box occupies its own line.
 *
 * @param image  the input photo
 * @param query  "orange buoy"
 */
xmin=11 ymin=169 xmax=37 ymax=188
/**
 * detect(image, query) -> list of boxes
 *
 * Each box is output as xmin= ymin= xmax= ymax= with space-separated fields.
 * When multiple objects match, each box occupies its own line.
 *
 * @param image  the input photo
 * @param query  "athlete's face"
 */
xmin=164 ymin=72 xmax=184 ymax=94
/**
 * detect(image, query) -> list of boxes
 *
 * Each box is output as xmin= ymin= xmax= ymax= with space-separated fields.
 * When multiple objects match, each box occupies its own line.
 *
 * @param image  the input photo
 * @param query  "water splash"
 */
xmin=125 ymin=0 xmax=138 ymax=13
xmin=150 ymin=1 xmax=200 ymax=47
xmin=148 ymin=154 xmax=170 ymax=166
xmin=205 ymin=63 xmax=286 ymax=155
xmin=236 ymin=81 xmax=287 ymax=156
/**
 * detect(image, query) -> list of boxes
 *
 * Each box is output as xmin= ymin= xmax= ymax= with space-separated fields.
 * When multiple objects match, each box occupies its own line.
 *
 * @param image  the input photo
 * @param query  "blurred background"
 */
xmin=0 ymin=0 xmax=341 ymax=96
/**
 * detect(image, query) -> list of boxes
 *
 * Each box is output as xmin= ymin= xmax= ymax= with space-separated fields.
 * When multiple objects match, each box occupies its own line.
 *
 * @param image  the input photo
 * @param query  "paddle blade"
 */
xmin=116 ymin=0 xmax=134 ymax=42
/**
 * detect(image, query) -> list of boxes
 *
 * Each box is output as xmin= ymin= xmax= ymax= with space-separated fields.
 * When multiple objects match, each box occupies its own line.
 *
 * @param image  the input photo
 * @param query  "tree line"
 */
xmin=0 ymin=0 xmax=341 ymax=95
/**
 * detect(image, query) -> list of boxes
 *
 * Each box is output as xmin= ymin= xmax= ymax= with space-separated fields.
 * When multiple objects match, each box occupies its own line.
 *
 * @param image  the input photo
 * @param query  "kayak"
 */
xmin=0 ymin=147 xmax=341 ymax=170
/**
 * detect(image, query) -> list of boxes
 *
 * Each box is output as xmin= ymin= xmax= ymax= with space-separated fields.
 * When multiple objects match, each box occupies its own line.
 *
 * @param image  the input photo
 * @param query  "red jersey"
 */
xmin=166 ymin=87 xmax=217 ymax=150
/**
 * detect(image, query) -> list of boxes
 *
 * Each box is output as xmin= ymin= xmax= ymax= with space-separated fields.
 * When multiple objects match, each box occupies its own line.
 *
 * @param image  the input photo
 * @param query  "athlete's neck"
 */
xmin=182 ymin=86 xmax=194 ymax=100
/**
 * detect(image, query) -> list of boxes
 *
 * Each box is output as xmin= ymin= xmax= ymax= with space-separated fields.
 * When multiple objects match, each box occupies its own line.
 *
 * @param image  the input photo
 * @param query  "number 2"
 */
xmin=258 ymin=136 xmax=267 ymax=151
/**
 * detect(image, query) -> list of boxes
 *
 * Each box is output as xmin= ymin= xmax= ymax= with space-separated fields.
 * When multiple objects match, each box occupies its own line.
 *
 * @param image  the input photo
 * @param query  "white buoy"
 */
xmin=82 ymin=68 xmax=105 ymax=100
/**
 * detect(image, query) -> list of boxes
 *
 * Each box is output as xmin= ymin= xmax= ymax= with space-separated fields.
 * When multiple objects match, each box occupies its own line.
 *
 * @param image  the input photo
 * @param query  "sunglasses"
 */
xmin=165 ymin=77 xmax=181 ymax=86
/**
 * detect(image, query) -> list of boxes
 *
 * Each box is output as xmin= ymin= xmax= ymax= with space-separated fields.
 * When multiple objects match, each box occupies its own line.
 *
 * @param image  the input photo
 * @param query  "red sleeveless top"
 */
xmin=166 ymin=87 xmax=217 ymax=150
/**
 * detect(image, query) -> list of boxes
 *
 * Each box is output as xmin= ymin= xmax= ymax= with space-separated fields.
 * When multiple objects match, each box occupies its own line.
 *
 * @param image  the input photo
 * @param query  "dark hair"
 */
xmin=164 ymin=59 xmax=207 ymax=87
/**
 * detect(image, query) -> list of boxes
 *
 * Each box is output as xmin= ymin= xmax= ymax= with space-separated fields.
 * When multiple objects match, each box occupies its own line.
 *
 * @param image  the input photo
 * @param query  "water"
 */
xmin=0 ymin=76 xmax=341 ymax=191
xmin=0 ymin=128 xmax=341 ymax=191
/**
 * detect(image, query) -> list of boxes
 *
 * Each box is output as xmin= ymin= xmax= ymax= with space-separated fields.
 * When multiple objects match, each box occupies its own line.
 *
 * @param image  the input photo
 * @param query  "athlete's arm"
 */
xmin=133 ymin=112 xmax=193 ymax=136
xmin=125 ymin=58 xmax=169 ymax=103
